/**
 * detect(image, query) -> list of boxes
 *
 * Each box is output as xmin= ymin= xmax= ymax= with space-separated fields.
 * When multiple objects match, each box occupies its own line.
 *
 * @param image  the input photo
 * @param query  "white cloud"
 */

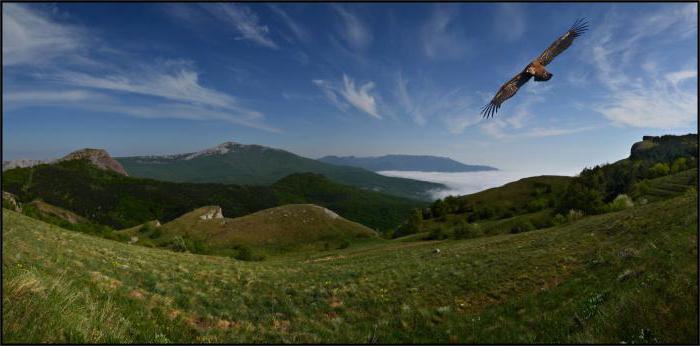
xmin=202 ymin=3 xmax=278 ymax=49
xmin=393 ymin=73 xmax=482 ymax=133
xmin=2 ymin=3 xmax=88 ymax=66
xmin=313 ymin=74 xmax=380 ymax=118
xmin=494 ymin=4 xmax=526 ymax=41
xmin=268 ymin=5 xmax=310 ymax=43
xmin=3 ymin=89 xmax=103 ymax=103
xmin=585 ymin=5 xmax=698 ymax=129
xmin=3 ymin=4 xmax=278 ymax=132
xmin=421 ymin=6 xmax=471 ymax=60
xmin=333 ymin=5 xmax=372 ymax=51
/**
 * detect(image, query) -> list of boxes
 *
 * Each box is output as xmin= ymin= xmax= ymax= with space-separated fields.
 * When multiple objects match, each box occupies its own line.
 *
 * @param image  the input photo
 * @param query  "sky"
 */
xmin=2 ymin=3 xmax=697 ymax=174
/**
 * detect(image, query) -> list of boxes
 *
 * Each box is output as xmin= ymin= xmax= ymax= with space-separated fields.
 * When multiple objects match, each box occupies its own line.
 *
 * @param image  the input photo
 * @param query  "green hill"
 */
xmin=122 ymin=204 xmax=378 ymax=254
xmin=3 ymin=189 xmax=696 ymax=343
xmin=116 ymin=142 xmax=444 ymax=201
xmin=2 ymin=160 xmax=420 ymax=232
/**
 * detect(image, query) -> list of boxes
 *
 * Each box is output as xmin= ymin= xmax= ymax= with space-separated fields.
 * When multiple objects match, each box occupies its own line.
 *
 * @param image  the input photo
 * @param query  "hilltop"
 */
xmin=115 ymin=141 xmax=444 ymax=200
xmin=3 ymin=148 xmax=128 ymax=175
xmin=320 ymin=154 xmax=497 ymax=172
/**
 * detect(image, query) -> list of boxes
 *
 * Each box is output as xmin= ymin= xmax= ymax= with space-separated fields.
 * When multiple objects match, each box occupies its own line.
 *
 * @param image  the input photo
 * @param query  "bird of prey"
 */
xmin=481 ymin=18 xmax=589 ymax=118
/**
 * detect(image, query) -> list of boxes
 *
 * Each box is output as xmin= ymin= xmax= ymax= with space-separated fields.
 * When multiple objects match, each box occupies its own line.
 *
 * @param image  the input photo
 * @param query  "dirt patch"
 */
xmin=128 ymin=289 xmax=145 ymax=300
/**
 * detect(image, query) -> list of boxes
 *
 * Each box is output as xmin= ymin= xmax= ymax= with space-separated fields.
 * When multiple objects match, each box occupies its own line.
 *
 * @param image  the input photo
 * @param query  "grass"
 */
xmin=3 ymin=190 xmax=697 ymax=343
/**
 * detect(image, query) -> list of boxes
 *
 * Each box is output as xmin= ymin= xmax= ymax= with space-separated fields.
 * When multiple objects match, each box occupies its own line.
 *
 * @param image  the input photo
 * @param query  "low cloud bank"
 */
xmin=378 ymin=169 xmax=576 ymax=199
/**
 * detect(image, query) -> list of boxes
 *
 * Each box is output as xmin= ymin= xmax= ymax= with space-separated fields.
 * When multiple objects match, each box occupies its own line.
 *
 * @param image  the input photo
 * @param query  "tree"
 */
xmin=648 ymin=162 xmax=670 ymax=178
xmin=671 ymin=157 xmax=688 ymax=173
xmin=558 ymin=181 xmax=604 ymax=215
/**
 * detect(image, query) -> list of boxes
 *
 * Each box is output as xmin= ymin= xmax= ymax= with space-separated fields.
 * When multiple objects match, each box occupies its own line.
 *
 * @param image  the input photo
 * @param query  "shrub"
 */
xmin=234 ymin=245 xmax=264 ymax=261
xmin=608 ymin=194 xmax=634 ymax=212
xmin=552 ymin=213 xmax=567 ymax=226
xmin=453 ymin=222 xmax=482 ymax=239
xmin=670 ymin=157 xmax=688 ymax=173
xmin=567 ymin=209 xmax=585 ymax=223
xmin=648 ymin=162 xmax=670 ymax=178
xmin=426 ymin=227 xmax=447 ymax=240
xmin=337 ymin=240 xmax=350 ymax=249
xmin=509 ymin=219 xmax=535 ymax=234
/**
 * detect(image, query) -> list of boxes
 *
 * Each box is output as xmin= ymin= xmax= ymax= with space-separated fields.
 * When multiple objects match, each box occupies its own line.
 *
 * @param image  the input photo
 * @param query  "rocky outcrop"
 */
xmin=2 ymin=159 xmax=48 ymax=171
xmin=2 ymin=191 xmax=22 ymax=212
xmin=58 ymin=149 xmax=128 ymax=176
xmin=199 ymin=206 xmax=224 ymax=220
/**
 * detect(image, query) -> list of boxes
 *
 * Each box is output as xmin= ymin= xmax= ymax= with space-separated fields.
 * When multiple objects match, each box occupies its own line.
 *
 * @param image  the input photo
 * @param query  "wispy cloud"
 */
xmin=313 ymin=74 xmax=380 ymax=118
xmin=332 ymin=5 xmax=372 ymax=51
xmin=421 ymin=5 xmax=472 ymax=60
xmin=393 ymin=72 xmax=481 ymax=133
xmin=585 ymin=4 xmax=698 ymax=129
xmin=2 ymin=3 xmax=90 ymax=66
xmin=3 ymin=4 xmax=278 ymax=132
xmin=493 ymin=4 xmax=526 ymax=41
xmin=201 ymin=3 xmax=278 ymax=49
xmin=268 ymin=4 xmax=310 ymax=43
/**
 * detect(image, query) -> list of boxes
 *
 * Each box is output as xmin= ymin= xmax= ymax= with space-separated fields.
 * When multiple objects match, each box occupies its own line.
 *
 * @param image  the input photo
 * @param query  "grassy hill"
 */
xmin=122 ymin=204 xmax=378 ymax=255
xmin=116 ymin=142 xmax=444 ymax=200
xmin=3 ymin=189 xmax=696 ymax=343
xmin=2 ymin=161 xmax=421 ymax=232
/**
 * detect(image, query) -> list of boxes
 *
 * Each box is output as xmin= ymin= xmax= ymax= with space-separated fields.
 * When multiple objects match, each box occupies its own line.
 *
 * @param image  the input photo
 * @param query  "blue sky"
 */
xmin=3 ymin=3 xmax=697 ymax=174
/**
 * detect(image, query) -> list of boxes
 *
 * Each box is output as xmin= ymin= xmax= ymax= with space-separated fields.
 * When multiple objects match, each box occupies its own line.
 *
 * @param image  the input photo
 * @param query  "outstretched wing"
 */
xmin=536 ymin=18 xmax=588 ymax=66
xmin=481 ymin=72 xmax=532 ymax=118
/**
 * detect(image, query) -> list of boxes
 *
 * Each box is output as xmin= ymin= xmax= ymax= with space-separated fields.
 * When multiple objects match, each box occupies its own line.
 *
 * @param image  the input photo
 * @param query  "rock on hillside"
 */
xmin=2 ymin=191 xmax=22 ymax=212
xmin=2 ymin=159 xmax=47 ymax=171
xmin=58 ymin=149 xmax=128 ymax=176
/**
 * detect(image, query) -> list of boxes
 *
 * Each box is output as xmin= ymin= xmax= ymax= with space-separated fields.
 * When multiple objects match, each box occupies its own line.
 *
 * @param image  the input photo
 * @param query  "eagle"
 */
xmin=481 ymin=18 xmax=589 ymax=118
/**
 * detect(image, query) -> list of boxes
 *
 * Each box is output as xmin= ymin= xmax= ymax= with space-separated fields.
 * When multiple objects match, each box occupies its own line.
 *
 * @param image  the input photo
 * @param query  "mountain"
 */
xmin=3 ymin=148 xmax=127 ymax=176
xmin=319 ymin=154 xmax=498 ymax=172
xmin=115 ymin=142 xmax=444 ymax=200
xmin=122 ymin=204 xmax=378 ymax=253
xmin=2 ymin=155 xmax=422 ymax=232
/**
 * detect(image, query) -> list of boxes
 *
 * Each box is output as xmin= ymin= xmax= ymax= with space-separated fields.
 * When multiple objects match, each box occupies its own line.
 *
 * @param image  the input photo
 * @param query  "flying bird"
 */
xmin=481 ymin=18 xmax=589 ymax=118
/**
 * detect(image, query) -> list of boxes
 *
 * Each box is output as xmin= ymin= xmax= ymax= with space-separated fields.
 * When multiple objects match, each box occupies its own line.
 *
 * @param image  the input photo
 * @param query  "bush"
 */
xmin=453 ymin=222 xmax=482 ymax=239
xmin=509 ymin=219 xmax=535 ymax=234
xmin=670 ymin=157 xmax=688 ymax=173
xmin=648 ymin=162 xmax=670 ymax=178
xmin=608 ymin=194 xmax=634 ymax=212
xmin=552 ymin=213 xmax=567 ymax=226
xmin=337 ymin=240 xmax=350 ymax=249
xmin=567 ymin=209 xmax=585 ymax=223
xmin=234 ymin=245 xmax=265 ymax=261
xmin=426 ymin=227 xmax=447 ymax=240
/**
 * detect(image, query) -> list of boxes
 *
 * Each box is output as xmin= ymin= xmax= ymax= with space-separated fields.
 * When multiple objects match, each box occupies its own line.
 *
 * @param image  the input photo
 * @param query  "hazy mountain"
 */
xmin=319 ymin=154 xmax=497 ymax=172
xmin=115 ymin=142 xmax=445 ymax=200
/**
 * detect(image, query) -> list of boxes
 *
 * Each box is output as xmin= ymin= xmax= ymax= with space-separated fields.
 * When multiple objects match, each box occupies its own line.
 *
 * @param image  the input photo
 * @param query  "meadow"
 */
xmin=3 ymin=189 xmax=697 ymax=343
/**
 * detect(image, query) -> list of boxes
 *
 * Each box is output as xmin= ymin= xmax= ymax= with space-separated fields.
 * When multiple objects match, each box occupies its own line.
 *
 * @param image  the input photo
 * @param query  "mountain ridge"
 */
xmin=319 ymin=154 xmax=498 ymax=172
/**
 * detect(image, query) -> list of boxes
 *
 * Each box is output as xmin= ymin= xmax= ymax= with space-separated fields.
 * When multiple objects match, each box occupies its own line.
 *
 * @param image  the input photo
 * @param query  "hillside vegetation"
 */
xmin=3 ymin=189 xmax=696 ymax=343
xmin=116 ymin=142 xmax=444 ymax=200
xmin=121 ymin=204 xmax=378 ymax=256
xmin=2 ymin=161 xmax=420 ymax=232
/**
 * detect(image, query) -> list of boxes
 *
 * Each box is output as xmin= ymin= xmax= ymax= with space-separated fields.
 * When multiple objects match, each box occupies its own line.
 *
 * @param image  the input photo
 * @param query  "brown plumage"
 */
xmin=481 ymin=18 xmax=588 ymax=118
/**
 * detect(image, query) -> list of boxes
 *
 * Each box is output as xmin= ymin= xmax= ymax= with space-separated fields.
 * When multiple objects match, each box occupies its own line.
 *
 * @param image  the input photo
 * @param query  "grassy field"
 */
xmin=2 ymin=190 xmax=697 ymax=343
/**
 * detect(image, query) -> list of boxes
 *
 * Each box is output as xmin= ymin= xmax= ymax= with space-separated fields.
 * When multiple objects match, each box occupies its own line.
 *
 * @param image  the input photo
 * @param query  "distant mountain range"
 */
xmin=3 ymin=148 xmax=128 ymax=175
xmin=115 ymin=142 xmax=444 ymax=201
xmin=319 ymin=155 xmax=497 ymax=172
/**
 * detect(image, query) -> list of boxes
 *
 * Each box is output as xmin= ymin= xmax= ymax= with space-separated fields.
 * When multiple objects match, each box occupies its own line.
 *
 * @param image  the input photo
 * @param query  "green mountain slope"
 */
xmin=3 ymin=190 xmax=696 ymax=343
xmin=2 ymin=160 xmax=420 ymax=232
xmin=116 ymin=142 xmax=444 ymax=200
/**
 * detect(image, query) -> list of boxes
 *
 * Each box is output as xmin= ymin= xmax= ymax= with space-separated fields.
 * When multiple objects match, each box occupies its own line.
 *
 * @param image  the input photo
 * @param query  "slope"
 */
xmin=3 ymin=190 xmax=696 ymax=343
